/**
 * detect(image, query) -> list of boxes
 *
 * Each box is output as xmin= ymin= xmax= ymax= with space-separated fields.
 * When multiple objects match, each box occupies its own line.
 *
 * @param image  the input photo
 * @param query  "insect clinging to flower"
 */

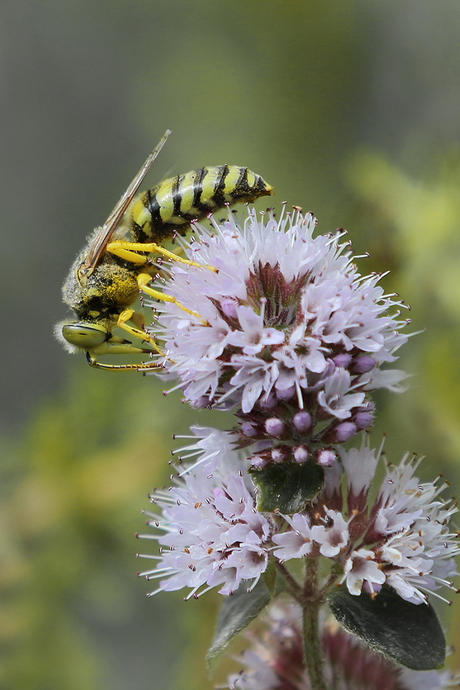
xmin=55 ymin=130 xmax=274 ymax=371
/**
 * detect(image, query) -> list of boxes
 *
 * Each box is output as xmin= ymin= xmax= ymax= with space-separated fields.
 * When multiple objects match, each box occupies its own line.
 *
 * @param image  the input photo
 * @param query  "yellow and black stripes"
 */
xmin=130 ymin=165 xmax=273 ymax=243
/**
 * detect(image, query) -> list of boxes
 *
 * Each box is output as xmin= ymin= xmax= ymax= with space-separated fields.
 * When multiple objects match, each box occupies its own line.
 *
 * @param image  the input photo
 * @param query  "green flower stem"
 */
xmin=275 ymin=561 xmax=304 ymax=601
xmin=302 ymin=558 xmax=327 ymax=690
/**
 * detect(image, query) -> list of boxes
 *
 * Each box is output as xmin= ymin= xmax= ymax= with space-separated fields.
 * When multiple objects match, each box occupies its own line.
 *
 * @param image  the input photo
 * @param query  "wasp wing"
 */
xmin=79 ymin=129 xmax=171 ymax=278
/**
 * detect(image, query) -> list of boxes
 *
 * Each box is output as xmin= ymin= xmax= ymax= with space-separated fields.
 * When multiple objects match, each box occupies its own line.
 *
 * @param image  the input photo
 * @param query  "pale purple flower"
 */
xmin=317 ymin=368 xmax=366 ymax=420
xmin=343 ymin=548 xmax=386 ymax=596
xmin=137 ymin=434 xmax=271 ymax=598
xmin=362 ymin=367 xmax=409 ymax=393
xmin=311 ymin=510 xmax=349 ymax=557
xmin=341 ymin=451 xmax=460 ymax=604
xmin=272 ymin=513 xmax=314 ymax=561
xmin=338 ymin=434 xmax=381 ymax=514
xmin=139 ymin=427 xmax=459 ymax=606
xmin=148 ymin=209 xmax=409 ymax=428
xmin=270 ymin=439 xmax=459 ymax=605
xmin=171 ymin=425 xmax=242 ymax=476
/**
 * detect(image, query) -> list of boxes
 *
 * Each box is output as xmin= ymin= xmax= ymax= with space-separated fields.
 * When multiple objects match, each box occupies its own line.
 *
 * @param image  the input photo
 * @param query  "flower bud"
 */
xmin=333 ymin=354 xmax=352 ymax=368
xmin=334 ymin=422 xmax=357 ymax=442
xmin=271 ymin=447 xmax=285 ymax=463
xmin=251 ymin=453 xmax=268 ymax=469
xmin=265 ymin=418 xmax=285 ymax=437
xmin=354 ymin=412 xmax=373 ymax=430
xmin=240 ymin=421 xmax=258 ymax=437
xmin=293 ymin=411 xmax=312 ymax=433
xmin=276 ymin=385 xmax=296 ymax=401
xmin=351 ymin=355 xmax=376 ymax=374
xmin=316 ymin=449 xmax=337 ymax=467
xmin=260 ymin=393 xmax=278 ymax=409
xmin=220 ymin=298 xmax=238 ymax=320
xmin=293 ymin=445 xmax=309 ymax=463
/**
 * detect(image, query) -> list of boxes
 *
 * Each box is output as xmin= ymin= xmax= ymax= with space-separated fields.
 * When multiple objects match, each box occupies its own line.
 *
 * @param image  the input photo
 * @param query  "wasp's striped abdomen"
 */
xmin=130 ymin=165 xmax=273 ymax=243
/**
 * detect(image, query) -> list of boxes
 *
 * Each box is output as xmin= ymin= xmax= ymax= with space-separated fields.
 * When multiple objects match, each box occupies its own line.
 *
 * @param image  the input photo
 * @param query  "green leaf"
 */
xmin=207 ymin=579 xmax=271 ymax=662
xmin=328 ymin=584 xmax=446 ymax=670
xmin=250 ymin=459 xmax=324 ymax=513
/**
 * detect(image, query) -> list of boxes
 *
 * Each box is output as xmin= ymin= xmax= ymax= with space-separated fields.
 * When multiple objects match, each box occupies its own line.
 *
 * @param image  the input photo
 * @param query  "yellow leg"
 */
xmin=137 ymin=274 xmax=207 ymax=325
xmin=117 ymin=308 xmax=167 ymax=356
xmin=106 ymin=240 xmax=218 ymax=272
xmin=86 ymin=352 xmax=163 ymax=371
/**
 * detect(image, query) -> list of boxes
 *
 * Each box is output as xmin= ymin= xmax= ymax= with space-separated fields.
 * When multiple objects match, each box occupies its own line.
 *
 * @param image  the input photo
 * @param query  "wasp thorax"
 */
xmin=91 ymin=263 xmax=140 ymax=307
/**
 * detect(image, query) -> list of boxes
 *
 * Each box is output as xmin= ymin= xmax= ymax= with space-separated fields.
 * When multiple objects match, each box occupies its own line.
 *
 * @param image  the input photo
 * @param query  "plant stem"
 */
xmin=302 ymin=558 xmax=327 ymax=690
xmin=275 ymin=561 xmax=304 ymax=602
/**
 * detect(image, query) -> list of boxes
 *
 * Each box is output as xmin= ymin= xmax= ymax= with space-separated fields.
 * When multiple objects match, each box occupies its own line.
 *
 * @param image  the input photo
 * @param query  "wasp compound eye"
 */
xmin=62 ymin=323 xmax=109 ymax=348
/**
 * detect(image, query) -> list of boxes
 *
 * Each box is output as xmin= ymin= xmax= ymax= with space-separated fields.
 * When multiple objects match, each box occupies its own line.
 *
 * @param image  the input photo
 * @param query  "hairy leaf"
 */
xmin=250 ymin=459 xmax=324 ymax=513
xmin=328 ymin=585 xmax=446 ymax=670
xmin=207 ymin=579 xmax=271 ymax=661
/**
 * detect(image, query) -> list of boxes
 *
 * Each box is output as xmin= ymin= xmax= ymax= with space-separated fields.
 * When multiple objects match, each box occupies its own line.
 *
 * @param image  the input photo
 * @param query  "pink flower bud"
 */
xmin=293 ymin=411 xmax=312 ymax=433
xmin=334 ymin=422 xmax=357 ymax=442
xmin=316 ymin=449 xmax=337 ymax=467
xmin=271 ymin=447 xmax=285 ymax=463
xmin=220 ymin=298 xmax=238 ymax=320
xmin=354 ymin=412 xmax=373 ymax=430
xmin=240 ymin=421 xmax=258 ymax=437
xmin=352 ymin=356 xmax=376 ymax=374
xmin=293 ymin=446 xmax=309 ymax=463
xmin=251 ymin=454 xmax=268 ymax=469
xmin=276 ymin=385 xmax=296 ymax=401
xmin=333 ymin=354 xmax=352 ymax=368
xmin=265 ymin=418 xmax=285 ymax=437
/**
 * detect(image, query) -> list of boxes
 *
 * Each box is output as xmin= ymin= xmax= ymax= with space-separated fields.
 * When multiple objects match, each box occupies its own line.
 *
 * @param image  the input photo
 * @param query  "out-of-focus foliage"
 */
xmin=1 ymin=0 xmax=460 ymax=688
xmin=346 ymin=150 xmax=460 ymax=665
xmin=0 ymin=371 xmax=226 ymax=689
xmin=347 ymin=151 xmax=460 ymax=467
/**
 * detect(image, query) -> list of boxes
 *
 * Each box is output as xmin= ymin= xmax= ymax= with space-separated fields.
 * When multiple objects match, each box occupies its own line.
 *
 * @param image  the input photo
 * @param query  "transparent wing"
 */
xmin=79 ymin=129 xmax=171 ymax=279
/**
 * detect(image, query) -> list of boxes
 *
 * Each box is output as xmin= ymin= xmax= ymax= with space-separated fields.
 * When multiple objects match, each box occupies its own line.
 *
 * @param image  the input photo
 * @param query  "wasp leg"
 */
xmin=106 ymin=240 xmax=218 ymax=272
xmin=86 ymin=352 xmax=163 ymax=371
xmin=114 ymin=308 xmax=169 ymax=357
xmin=136 ymin=273 xmax=207 ymax=325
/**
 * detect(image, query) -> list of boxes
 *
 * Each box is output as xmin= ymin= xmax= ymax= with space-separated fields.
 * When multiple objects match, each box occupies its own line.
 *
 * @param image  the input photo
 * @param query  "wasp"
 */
xmin=55 ymin=131 xmax=274 ymax=371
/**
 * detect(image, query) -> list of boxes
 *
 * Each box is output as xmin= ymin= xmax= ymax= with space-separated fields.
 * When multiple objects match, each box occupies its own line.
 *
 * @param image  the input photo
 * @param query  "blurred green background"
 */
xmin=1 ymin=1 xmax=460 ymax=688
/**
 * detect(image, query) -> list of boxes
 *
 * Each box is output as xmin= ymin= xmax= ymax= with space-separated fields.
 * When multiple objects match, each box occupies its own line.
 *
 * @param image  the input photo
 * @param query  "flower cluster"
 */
xmin=314 ymin=438 xmax=459 ymax=605
xmin=138 ymin=204 xmax=460 ymax=680
xmin=228 ymin=603 xmax=460 ymax=690
xmin=137 ymin=430 xmax=272 ymax=598
xmin=137 ymin=428 xmax=459 ymax=605
xmin=148 ymin=209 xmax=409 ymax=459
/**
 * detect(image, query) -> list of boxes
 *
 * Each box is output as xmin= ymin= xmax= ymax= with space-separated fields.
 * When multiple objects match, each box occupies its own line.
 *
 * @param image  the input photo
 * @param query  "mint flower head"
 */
xmin=136 ymin=428 xmax=273 ymax=598
xmin=148 ymin=208 xmax=410 ymax=463
xmin=135 ymin=195 xmax=459 ymax=680
xmin=137 ymin=428 xmax=459 ymax=606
